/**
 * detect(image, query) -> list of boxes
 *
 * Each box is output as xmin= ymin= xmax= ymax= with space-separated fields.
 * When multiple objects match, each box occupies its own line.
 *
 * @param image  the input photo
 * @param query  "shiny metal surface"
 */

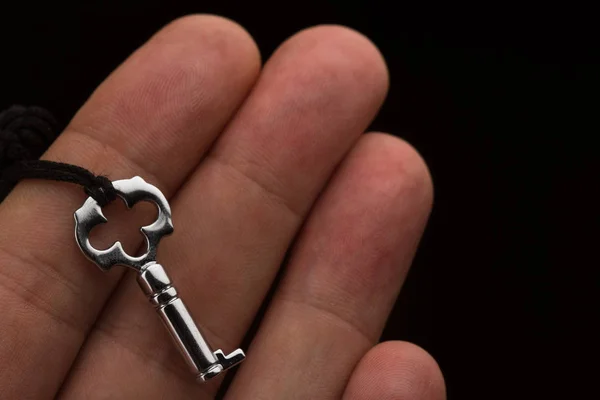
xmin=74 ymin=176 xmax=245 ymax=382
xmin=137 ymin=263 xmax=245 ymax=381
xmin=74 ymin=176 xmax=173 ymax=271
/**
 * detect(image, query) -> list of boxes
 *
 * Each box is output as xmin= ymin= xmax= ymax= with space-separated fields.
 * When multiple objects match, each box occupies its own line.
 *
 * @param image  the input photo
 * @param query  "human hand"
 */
xmin=0 ymin=15 xmax=445 ymax=399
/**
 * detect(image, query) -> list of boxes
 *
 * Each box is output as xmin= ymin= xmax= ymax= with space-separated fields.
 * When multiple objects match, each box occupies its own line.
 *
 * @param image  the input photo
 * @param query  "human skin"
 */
xmin=0 ymin=15 xmax=445 ymax=400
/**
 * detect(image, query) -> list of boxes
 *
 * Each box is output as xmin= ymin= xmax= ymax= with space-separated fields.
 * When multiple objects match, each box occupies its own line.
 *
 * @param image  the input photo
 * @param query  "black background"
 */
xmin=1 ymin=2 xmax=597 ymax=399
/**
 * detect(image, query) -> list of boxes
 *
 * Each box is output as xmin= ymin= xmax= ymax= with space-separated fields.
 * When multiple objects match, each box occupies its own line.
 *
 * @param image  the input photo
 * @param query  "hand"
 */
xmin=0 ymin=15 xmax=445 ymax=399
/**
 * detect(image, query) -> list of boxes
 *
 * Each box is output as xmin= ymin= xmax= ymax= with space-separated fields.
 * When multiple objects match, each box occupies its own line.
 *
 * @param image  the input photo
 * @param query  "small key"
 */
xmin=74 ymin=176 xmax=245 ymax=382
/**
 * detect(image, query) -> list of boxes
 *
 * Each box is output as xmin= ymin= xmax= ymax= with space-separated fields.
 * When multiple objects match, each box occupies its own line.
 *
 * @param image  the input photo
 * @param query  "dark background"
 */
xmin=1 ymin=2 xmax=597 ymax=399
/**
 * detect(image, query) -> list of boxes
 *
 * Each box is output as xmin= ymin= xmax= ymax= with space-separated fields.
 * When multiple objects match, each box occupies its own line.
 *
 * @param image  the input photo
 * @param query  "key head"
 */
xmin=74 ymin=176 xmax=173 ymax=272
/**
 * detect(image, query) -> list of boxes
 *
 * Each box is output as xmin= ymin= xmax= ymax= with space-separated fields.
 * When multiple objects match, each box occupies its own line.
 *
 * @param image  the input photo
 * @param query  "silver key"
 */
xmin=74 ymin=176 xmax=245 ymax=382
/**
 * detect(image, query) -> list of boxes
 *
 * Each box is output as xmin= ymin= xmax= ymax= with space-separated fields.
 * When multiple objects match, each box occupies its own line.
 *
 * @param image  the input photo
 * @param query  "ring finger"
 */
xmin=226 ymin=134 xmax=434 ymax=399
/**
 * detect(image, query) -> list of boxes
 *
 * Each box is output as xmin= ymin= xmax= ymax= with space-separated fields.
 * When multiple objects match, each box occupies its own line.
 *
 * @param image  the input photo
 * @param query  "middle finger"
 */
xmin=59 ymin=25 xmax=388 ymax=399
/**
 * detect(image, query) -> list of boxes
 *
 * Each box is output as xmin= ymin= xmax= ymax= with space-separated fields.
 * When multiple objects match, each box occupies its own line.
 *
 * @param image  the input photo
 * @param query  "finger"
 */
xmin=58 ymin=26 xmax=389 ymax=399
xmin=225 ymin=133 xmax=433 ymax=399
xmin=0 ymin=15 xmax=260 ymax=399
xmin=343 ymin=341 xmax=446 ymax=400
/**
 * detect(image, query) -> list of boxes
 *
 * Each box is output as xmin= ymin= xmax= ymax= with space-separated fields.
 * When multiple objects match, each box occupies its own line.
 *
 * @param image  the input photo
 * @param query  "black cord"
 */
xmin=1 ymin=160 xmax=117 ymax=206
xmin=0 ymin=105 xmax=117 ymax=206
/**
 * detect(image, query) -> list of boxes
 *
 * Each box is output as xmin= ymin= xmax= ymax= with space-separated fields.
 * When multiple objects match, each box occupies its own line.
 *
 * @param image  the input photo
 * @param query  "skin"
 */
xmin=0 ymin=15 xmax=446 ymax=400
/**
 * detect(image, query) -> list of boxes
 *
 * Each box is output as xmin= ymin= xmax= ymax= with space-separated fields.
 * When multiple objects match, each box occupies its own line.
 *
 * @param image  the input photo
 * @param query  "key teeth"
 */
xmin=214 ymin=348 xmax=246 ymax=370
xmin=197 ymin=349 xmax=246 ymax=382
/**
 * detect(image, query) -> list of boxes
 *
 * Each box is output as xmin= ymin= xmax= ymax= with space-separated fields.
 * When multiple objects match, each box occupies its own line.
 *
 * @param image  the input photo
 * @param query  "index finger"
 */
xmin=0 ymin=15 xmax=260 ymax=399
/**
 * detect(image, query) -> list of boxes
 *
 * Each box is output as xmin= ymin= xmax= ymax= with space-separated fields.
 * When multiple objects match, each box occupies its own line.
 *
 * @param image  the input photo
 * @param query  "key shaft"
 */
xmin=138 ymin=262 xmax=245 ymax=381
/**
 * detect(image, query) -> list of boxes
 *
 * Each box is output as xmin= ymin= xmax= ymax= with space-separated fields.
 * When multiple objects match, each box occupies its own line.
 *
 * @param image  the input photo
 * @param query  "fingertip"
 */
xmin=160 ymin=14 xmax=261 ymax=64
xmin=66 ymin=14 xmax=262 ymax=195
xmin=269 ymin=24 xmax=390 ymax=115
xmin=359 ymin=132 xmax=434 ymax=210
xmin=344 ymin=341 xmax=446 ymax=400
xmin=297 ymin=24 xmax=390 ymax=95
